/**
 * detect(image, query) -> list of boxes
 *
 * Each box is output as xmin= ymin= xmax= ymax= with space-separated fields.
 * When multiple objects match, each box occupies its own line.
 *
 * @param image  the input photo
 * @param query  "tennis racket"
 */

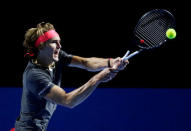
xmin=122 ymin=9 xmax=176 ymax=61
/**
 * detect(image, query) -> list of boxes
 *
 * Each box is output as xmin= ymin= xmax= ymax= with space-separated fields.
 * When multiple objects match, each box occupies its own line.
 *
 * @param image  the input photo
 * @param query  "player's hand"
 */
xmin=110 ymin=57 xmax=129 ymax=72
xmin=96 ymin=57 xmax=129 ymax=83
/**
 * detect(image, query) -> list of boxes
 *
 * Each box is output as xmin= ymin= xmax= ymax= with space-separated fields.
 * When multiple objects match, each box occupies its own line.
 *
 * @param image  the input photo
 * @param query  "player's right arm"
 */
xmin=45 ymin=68 xmax=118 ymax=108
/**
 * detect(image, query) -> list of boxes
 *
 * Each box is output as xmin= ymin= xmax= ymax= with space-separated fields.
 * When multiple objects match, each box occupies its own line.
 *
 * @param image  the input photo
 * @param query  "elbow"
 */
xmin=64 ymin=102 xmax=77 ymax=109
xmin=68 ymin=104 xmax=76 ymax=109
xmin=61 ymin=96 xmax=78 ymax=109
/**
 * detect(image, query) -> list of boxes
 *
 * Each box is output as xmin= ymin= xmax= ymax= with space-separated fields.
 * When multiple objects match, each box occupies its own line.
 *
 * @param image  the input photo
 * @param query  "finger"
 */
xmin=112 ymin=64 xmax=117 ymax=70
xmin=123 ymin=59 xmax=129 ymax=64
xmin=116 ymin=57 xmax=121 ymax=62
xmin=113 ymin=61 xmax=121 ymax=69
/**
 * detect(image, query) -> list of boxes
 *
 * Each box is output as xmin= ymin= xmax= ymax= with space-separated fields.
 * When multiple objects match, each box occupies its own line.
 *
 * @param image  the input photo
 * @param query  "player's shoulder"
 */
xmin=24 ymin=61 xmax=50 ymax=79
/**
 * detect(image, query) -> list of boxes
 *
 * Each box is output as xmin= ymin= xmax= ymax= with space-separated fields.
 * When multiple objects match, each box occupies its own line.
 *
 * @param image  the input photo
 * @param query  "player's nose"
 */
xmin=56 ymin=43 xmax=62 ymax=49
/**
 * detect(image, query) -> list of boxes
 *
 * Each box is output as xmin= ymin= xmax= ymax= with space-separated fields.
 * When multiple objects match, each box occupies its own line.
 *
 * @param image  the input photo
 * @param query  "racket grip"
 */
xmin=122 ymin=50 xmax=130 ymax=60
xmin=122 ymin=51 xmax=140 ymax=61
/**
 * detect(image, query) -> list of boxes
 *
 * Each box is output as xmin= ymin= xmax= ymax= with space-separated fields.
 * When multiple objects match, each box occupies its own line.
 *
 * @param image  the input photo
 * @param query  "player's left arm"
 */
xmin=68 ymin=56 xmax=116 ymax=72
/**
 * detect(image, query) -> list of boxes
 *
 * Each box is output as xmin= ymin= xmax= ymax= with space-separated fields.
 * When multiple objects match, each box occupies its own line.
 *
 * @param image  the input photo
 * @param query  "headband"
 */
xmin=34 ymin=30 xmax=60 ymax=48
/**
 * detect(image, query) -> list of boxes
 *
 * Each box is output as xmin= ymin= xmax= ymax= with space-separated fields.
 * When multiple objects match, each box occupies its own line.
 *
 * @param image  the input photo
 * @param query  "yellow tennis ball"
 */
xmin=166 ymin=28 xmax=176 ymax=39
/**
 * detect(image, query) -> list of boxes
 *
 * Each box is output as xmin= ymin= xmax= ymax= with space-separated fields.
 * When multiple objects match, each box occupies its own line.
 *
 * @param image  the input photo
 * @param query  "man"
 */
xmin=15 ymin=22 xmax=128 ymax=131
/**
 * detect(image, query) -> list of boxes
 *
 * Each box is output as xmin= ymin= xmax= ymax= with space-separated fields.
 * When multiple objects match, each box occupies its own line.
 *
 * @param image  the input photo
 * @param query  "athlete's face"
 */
xmin=39 ymin=36 xmax=61 ymax=62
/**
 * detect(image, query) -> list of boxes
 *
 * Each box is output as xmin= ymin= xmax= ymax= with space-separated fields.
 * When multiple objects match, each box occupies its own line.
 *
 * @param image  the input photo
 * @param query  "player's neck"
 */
xmin=33 ymin=59 xmax=54 ymax=69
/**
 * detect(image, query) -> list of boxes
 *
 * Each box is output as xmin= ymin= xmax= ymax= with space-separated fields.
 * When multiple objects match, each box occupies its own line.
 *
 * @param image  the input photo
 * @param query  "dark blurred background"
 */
xmin=1 ymin=3 xmax=191 ymax=131
xmin=0 ymin=5 xmax=188 ymax=88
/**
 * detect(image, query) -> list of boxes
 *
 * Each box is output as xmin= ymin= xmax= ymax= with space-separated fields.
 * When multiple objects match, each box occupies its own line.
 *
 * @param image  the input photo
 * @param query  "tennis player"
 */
xmin=14 ymin=22 xmax=128 ymax=131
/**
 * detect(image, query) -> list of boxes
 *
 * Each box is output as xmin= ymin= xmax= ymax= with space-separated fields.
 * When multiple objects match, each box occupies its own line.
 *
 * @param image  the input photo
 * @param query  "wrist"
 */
xmin=108 ymin=58 xmax=112 ymax=68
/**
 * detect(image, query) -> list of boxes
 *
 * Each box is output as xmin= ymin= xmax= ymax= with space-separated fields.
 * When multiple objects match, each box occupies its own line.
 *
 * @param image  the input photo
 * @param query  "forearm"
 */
xmin=45 ymin=75 xmax=101 ymax=109
xmin=85 ymin=57 xmax=110 ymax=71
xmin=70 ymin=56 xmax=110 ymax=72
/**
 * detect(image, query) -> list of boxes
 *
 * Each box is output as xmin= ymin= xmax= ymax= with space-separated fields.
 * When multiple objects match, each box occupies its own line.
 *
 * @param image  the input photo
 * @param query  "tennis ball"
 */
xmin=166 ymin=28 xmax=176 ymax=39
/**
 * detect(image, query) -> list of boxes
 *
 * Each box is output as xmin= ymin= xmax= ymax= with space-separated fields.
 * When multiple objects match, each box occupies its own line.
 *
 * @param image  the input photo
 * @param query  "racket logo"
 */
xmin=140 ymin=39 xmax=144 ymax=44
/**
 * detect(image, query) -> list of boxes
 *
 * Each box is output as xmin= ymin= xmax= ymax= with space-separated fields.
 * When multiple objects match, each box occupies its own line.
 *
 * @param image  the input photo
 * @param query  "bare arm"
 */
xmin=69 ymin=56 xmax=113 ymax=72
xmin=45 ymin=68 xmax=117 ymax=108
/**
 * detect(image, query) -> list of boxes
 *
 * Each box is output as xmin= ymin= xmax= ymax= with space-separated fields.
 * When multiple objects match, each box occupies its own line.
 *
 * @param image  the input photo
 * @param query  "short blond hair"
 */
xmin=23 ymin=22 xmax=55 ymax=49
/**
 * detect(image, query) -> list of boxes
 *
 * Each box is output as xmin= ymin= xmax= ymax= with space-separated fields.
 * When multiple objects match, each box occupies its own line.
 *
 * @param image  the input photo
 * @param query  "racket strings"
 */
xmin=138 ymin=19 xmax=166 ymax=47
xmin=135 ymin=10 xmax=175 ymax=49
xmin=137 ymin=14 xmax=167 ymax=47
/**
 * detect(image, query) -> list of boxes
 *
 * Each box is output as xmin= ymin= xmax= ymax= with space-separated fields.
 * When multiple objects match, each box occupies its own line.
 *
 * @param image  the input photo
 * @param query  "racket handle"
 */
xmin=122 ymin=51 xmax=140 ymax=61
xmin=122 ymin=50 xmax=130 ymax=60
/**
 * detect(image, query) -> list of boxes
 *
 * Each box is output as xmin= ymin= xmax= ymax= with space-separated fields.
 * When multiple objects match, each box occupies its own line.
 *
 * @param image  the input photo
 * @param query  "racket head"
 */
xmin=133 ymin=9 xmax=176 ymax=50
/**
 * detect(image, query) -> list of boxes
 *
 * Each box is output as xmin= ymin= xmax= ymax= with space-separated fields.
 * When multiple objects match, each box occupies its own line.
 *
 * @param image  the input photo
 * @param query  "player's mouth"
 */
xmin=54 ymin=50 xmax=59 ymax=54
xmin=54 ymin=50 xmax=59 ymax=56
